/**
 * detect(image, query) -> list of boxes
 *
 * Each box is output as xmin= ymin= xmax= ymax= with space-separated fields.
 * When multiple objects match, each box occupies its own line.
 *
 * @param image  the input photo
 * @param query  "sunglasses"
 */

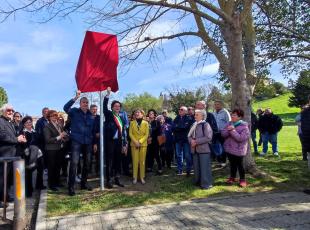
xmin=6 ymin=109 xmax=14 ymax=113
xmin=179 ymin=109 xmax=184 ymax=111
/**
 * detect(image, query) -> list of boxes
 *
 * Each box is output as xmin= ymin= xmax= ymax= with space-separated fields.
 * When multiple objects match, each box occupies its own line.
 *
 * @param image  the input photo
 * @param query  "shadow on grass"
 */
xmin=47 ymin=156 xmax=310 ymax=217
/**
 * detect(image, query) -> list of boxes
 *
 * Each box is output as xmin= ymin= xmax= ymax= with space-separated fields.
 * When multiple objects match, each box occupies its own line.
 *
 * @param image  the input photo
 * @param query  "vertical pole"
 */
xmin=3 ymin=161 xmax=7 ymax=220
xmin=100 ymin=91 xmax=105 ymax=190
xmin=13 ymin=159 xmax=26 ymax=230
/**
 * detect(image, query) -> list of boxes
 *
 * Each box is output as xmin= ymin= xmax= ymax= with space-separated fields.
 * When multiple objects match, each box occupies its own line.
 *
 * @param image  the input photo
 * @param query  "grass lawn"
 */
xmin=47 ymin=94 xmax=307 ymax=217
xmin=47 ymin=125 xmax=309 ymax=217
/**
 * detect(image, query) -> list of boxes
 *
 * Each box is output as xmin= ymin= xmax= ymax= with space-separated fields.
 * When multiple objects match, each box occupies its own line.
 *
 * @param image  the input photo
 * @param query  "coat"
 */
xmin=63 ymin=99 xmax=95 ymax=145
xmin=301 ymin=106 xmax=310 ymax=151
xmin=102 ymin=96 xmax=127 ymax=146
xmin=188 ymin=121 xmax=213 ymax=154
xmin=43 ymin=122 xmax=63 ymax=151
xmin=221 ymin=121 xmax=250 ymax=156
xmin=0 ymin=116 xmax=18 ymax=157
xmin=173 ymin=115 xmax=192 ymax=142
xmin=258 ymin=113 xmax=283 ymax=134
xmin=129 ymin=120 xmax=149 ymax=147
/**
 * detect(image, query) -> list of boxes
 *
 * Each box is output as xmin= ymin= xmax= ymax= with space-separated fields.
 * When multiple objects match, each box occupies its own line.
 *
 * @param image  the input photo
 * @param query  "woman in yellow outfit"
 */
xmin=129 ymin=109 xmax=149 ymax=184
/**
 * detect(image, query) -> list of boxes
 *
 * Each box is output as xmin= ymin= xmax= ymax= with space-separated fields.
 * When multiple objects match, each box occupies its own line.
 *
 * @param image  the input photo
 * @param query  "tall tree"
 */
xmin=166 ymin=86 xmax=208 ymax=114
xmin=123 ymin=92 xmax=163 ymax=114
xmin=289 ymin=70 xmax=310 ymax=108
xmin=0 ymin=87 xmax=8 ymax=108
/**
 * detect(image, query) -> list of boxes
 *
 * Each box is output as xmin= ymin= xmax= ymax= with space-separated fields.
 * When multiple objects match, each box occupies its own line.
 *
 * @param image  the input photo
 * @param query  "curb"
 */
xmin=35 ymin=189 xmax=47 ymax=230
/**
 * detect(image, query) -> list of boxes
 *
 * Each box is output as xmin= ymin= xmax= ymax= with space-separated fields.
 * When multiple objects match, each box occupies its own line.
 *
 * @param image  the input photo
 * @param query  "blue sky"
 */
xmin=0 ymin=5 xmax=294 ymax=116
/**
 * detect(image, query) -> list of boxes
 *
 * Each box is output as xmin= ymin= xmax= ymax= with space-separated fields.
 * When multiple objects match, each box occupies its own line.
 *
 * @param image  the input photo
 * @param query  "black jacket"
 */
xmin=301 ymin=106 xmax=310 ymax=151
xmin=102 ymin=96 xmax=127 ymax=146
xmin=206 ymin=112 xmax=219 ymax=142
xmin=43 ymin=123 xmax=63 ymax=151
xmin=0 ymin=116 xmax=18 ymax=157
xmin=258 ymin=113 xmax=283 ymax=134
xmin=35 ymin=116 xmax=48 ymax=149
xmin=18 ymin=130 xmax=42 ymax=169
xmin=173 ymin=115 xmax=192 ymax=142
xmin=251 ymin=112 xmax=258 ymax=132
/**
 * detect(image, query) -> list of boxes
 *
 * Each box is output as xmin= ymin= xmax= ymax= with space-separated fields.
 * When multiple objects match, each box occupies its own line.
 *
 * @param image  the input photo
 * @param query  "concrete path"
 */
xmin=43 ymin=191 xmax=310 ymax=230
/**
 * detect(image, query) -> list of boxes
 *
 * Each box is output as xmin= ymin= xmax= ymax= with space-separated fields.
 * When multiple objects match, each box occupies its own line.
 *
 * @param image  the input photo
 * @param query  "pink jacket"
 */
xmin=221 ymin=121 xmax=250 ymax=156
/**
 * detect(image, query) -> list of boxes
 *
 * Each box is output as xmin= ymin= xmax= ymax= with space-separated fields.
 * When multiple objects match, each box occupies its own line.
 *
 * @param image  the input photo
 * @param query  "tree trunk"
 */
xmin=221 ymin=13 xmax=257 ymax=173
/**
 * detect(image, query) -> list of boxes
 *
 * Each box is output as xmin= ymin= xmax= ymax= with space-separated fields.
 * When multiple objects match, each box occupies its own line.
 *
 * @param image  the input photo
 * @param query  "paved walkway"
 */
xmin=44 ymin=191 xmax=310 ymax=230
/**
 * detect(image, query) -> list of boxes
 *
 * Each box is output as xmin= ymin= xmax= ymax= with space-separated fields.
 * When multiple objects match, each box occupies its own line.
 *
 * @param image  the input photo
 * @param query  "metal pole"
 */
xmin=3 ymin=161 xmax=7 ymax=220
xmin=13 ymin=159 xmax=26 ymax=230
xmin=100 ymin=91 xmax=105 ymax=190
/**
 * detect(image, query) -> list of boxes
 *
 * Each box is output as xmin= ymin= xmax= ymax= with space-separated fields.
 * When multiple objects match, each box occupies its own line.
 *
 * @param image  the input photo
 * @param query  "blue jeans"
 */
xmin=251 ymin=131 xmax=258 ymax=153
xmin=175 ymin=141 xmax=192 ymax=172
xmin=262 ymin=132 xmax=278 ymax=153
xmin=68 ymin=141 xmax=92 ymax=189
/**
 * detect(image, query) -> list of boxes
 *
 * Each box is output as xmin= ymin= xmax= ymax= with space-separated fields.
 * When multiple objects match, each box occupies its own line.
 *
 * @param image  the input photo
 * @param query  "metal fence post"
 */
xmin=13 ymin=159 xmax=26 ymax=230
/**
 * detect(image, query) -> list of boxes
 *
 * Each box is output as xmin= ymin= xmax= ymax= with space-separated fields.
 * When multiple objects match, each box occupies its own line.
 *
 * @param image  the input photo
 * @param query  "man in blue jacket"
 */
xmin=64 ymin=90 xmax=96 ymax=196
xmin=173 ymin=106 xmax=192 ymax=176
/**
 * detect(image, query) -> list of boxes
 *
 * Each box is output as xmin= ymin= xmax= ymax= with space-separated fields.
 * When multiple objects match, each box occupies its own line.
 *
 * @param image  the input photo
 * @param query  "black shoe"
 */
xmin=186 ymin=172 xmax=191 ymax=177
xmin=57 ymin=183 xmax=65 ymax=188
xmin=106 ymin=182 xmax=113 ymax=189
xmin=155 ymin=171 xmax=163 ymax=176
xmin=114 ymin=179 xmax=124 ymax=187
xmin=49 ymin=187 xmax=59 ymax=192
xmin=81 ymin=184 xmax=92 ymax=191
xmin=68 ymin=188 xmax=75 ymax=196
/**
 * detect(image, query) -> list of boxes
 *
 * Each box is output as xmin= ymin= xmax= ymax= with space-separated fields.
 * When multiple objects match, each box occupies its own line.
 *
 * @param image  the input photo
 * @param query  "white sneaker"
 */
xmin=260 ymin=152 xmax=267 ymax=156
xmin=141 ymin=179 xmax=145 ymax=185
xmin=75 ymin=176 xmax=81 ymax=183
xmin=273 ymin=152 xmax=279 ymax=156
xmin=132 ymin=178 xmax=137 ymax=184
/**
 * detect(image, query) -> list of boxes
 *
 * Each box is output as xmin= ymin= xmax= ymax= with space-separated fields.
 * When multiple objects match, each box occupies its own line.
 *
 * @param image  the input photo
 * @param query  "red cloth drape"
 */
xmin=75 ymin=31 xmax=119 ymax=93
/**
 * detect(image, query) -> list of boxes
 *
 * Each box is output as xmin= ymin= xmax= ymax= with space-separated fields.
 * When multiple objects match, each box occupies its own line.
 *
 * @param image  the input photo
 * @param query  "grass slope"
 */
xmin=253 ymin=93 xmax=300 ymax=125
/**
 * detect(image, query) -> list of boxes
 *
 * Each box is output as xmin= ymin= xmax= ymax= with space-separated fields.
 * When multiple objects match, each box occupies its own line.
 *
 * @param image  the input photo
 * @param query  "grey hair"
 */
xmin=0 ymin=104 xmax=14 ymax=114
xmin=156 ymin=115 xmax=165 ymax=121
xmin=180 ymin=106 xmax=188 ymax=112
xmin=195 ymin=109 xmax=207 ymax=120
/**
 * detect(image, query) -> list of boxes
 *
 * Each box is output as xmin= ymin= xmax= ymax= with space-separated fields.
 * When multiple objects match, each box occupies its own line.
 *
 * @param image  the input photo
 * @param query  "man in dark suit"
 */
xmin=101 ymin=87 xmax=127 ymax=188
xmin=35 ymin=107 xmax=49 ymax=169
xmin=0 ymin=104 xmax=26 ymax=207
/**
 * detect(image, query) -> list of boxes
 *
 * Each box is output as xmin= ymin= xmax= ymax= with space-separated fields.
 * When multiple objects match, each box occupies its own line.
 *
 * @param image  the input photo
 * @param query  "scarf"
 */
xmin=188 ymin=120 xmax=205 ymax=139
xmin=113 ymin=112 xmax=123 ymax=135
xmin=233 ymin=120 xmax=243 ymax=127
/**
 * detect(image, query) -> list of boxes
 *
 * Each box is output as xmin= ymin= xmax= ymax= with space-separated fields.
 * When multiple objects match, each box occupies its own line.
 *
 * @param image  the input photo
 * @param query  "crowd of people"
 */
xmin=1 ymin=88 xmax=309 ymax=206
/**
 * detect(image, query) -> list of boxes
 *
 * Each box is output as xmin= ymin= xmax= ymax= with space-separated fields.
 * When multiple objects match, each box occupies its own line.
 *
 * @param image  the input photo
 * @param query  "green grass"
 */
xmin=253 ymin=93 xmax=300 ymax=125
xmin=47 ymin=94 xmax=308 ymax=217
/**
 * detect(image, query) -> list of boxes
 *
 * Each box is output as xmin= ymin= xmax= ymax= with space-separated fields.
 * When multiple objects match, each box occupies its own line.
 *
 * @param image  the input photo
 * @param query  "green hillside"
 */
xmin=253 ymin=93 xmax=300 ymax=125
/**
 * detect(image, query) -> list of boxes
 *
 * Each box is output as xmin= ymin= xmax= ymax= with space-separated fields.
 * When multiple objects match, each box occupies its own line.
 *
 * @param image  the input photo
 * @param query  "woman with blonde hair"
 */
xmin=129 ymin=109 xmax=149 ymax=184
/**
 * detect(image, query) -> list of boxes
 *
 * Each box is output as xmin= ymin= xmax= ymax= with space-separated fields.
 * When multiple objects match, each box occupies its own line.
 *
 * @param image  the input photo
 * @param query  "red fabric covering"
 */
xmin=76 ymin=31 xmax=119 ymax=93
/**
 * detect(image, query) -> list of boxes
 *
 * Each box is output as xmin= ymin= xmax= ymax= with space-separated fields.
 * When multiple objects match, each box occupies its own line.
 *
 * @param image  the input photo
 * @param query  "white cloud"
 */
xmin=173 ymin=45 xmax=202 ymax=63
xmin=192 ymin=62 xmax=219 ymax=76
xmin=0 ymin=27 xmax=70 ymax=77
